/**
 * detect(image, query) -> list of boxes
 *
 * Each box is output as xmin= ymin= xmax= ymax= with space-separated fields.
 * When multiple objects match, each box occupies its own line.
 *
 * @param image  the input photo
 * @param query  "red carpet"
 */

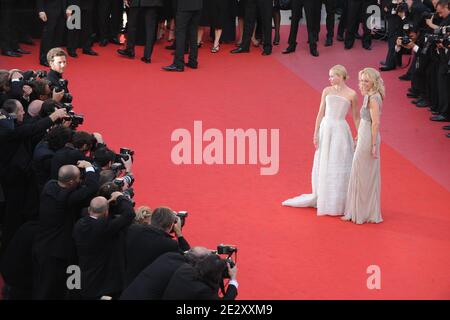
xmin=1 ymin=26 xmax=449 ymax=299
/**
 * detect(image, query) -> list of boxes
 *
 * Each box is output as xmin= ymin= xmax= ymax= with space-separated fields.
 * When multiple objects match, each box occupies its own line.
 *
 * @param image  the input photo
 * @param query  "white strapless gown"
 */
xmin=282 ymin=95 xmax=354 ymax=215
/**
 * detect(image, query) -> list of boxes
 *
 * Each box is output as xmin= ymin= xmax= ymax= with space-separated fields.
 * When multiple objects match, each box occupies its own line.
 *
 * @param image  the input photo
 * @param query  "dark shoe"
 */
xmin=309 ymin=47 xmax=319 ymax=57
xmin=443 ymin=125 xmax=450 ymax=130
xmin=163 ymin=64 xmax=184 ymax=72
xmin=324 ymin=37 xmax=333 ymax=47
xmin=230 ymin=47 xmax=249 ymax=54
xmin=19 ymin=36 xmax=34 ymax=45
xmin=185 ymin=62 xmax=198 ymax=69
xmin=379 ymin=66 xmax=394 ymax=72
xmin=67 ymin=49 xmax=78 ymax=58
xmin=411 ymin=98 xmax=422 ymax=105
xmin=110 ymin=37 xmax=122 ymax=45
xmin=416 ymin=100 xmax=428 ymax=108
xmin=282 ymin=46 xmax=296 ymax=54
xmin=337 ymin=34 xmax=344 ymax=42
xmin=2 ymin=50 xmax=21 ymax=57
xmin=262 ymin=50 xmax=272 ymax=56
xmin=99 ymin=39 xmax=109 ymax=47
xmin=430 ymin=115 xmax=448 ymax=122
xmin=40 ymin=60 xmax=49 ymax=67
xmin=344 ymin=44 xmax=353 ymax=50
xmin=141 ymin=57 xmax=151 ymax=64
xmin=363 ymin=45 xmax=372 ymax=50
xmin=399 ymin=74 xmax=411 ymax=81
xmin=447 ymin=133 xmax=450 ymax=138
xmin=117 ymin=48 xmax=135 ymax=58
xmin=165 ymin=44 xmax=176 ymax=50
xmin=82 ymin=49 xmax=99 ymax=56
xmin=14 ymin=48 xmax=30 ymax=54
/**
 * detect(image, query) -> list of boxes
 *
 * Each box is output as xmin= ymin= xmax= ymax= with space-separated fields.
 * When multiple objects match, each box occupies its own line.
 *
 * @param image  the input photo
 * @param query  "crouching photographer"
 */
xmin=162 ymin=245 xmax=238 ymax=300
xmin=125 ymin=207 xmax=191 ymax=286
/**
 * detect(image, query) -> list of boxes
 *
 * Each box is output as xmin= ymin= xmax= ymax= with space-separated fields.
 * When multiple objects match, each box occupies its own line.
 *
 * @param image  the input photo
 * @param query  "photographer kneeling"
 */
xmin=125 ymin=207 xmax=191 ymax=286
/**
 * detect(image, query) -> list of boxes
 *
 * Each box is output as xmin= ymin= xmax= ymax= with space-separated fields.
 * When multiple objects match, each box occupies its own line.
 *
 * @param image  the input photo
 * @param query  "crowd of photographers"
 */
xmin=379 ymin=0 xmax=450 ymax=135
xmin=0 ymin=47 xmax=239 ymax=300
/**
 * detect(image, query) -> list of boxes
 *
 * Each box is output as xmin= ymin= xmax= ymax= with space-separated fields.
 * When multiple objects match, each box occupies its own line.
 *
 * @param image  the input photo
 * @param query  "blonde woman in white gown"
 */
xmin=282 ymin=65 xmax=360 ymax=216
xmin=342 ymin=68 xmax=384 ymax=224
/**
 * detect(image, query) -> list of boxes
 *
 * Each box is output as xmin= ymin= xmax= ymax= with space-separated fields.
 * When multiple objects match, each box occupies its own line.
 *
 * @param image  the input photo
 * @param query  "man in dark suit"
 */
xmin=97 ymin=0 xmax=124 ymax=46
xmin=162 ymin=254 xmax=238 ymax=300
xmin=344 ymin=0 xmax=377 ymax=50
xmin=163 ymin=0 xmax=202 ymax=71
xmin=125 ymin=207 xmax=190 ymax=285
xmin=66 ymin=0 xmax=99 ymax=57
xmin=0 ymin=101 xmax=67 ymax=255
xmin=282 ymin=0 xmax=322 ymax=56
xmin=120 ymin=247 xmax=211 ymax=300
xmin=73 ymin=195 xmax=135 ymax=299
xmin=0 ymin=0 xmax=29 ymax=57
xmin=37 ymin=0 xmax=67 ymax=66
xmin=230 ymin=0 xmax=273 ymax=56
xmin=32 ymin=162 xmax=99 ymax=299
xmin=117 ymin=0 xmax=163 ymax=63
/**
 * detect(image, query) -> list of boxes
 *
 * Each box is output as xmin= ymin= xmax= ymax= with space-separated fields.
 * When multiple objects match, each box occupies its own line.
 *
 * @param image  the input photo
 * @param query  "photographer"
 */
xmin=380 ymin=0 xmax=411 ymax=71
xmin=0 ymin=100 xmax=67 ymax=253
xmin=397 ymin=0 xmax=450 ymax=120
xmin=73 ymin=194 xmax=135 ymax=299
xmin=120 ymin=247 xmax=212 ymax=300
xmin=32 ymin=162 xmax=100 ymax=300
xmin=45 ymin=48 xmax=72 ymax=105
xmin=162 ymin=253 xmax=238 ymax=300
xmin=50 ymin=131 xmax=98 ymax=179
xmin=125 ymin=207 xmax=191 ymax=286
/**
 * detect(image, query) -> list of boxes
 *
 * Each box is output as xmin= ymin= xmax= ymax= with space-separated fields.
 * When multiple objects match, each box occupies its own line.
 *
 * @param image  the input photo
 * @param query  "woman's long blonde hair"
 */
xmin=359 ymin=67 xmax=385 ymax=99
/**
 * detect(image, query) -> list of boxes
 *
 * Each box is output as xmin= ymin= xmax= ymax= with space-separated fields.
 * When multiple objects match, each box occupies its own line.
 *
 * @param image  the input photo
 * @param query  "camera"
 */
xmin=115 ymin=147 xmax=135 ymax=163
xmin=217 ymin=244 xmax=237 ymax=255
xmin=53 ymin=79 xmax=73 ymax=104
xmin=401 ymin=24 xmax=413 ymax=45
xmin=113 ymin=173 xmax=135 ymax=189
xmin=390 ymin=0 xmax=408 ymax=15
xmin=123 ymin=188 xmax=135 ymax=207
xmin=216 ymin=244 xmax=237 ymax=279
xmin=63 ymin=111 xmax=84 ymax=129
xmin=176 ymin=211 xmax=188 ymax=228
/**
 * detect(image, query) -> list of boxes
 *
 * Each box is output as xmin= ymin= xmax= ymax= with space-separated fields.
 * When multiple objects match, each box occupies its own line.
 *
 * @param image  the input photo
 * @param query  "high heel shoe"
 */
xmin=211 ymin=45 xmax=220 ymax=53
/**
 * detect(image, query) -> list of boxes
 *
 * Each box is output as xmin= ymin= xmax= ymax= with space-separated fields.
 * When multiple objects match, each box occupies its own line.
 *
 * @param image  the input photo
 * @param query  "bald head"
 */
xmin=28 ymin=100 xmax=44 ymax=117
xmin=58 ymin=165 xmax=80 ymax=184
xmin=186 ymin=246 xmax=212 ymax=263
xmin=88 ymin=197 xmax=109 ymax=217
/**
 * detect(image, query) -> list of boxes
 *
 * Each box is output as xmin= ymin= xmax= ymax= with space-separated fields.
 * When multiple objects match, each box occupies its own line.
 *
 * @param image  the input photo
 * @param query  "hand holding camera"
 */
xmin=77 ymin=160 xmax=92 ymax=169
xmin=49 ymin=108 xmax=68 ymax=122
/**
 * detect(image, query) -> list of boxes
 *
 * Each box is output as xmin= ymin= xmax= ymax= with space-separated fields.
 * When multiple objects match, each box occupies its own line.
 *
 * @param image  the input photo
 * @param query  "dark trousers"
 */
xmin=174 ymin=10 xmax=201 ymax=67
xmin=437 ymin=64 xmax=449 ymax=116
xmin=126 ymin=7 xmax=158 ymax=58
xmin=98 ymin=0 xmax=112 ymax=41
xmin=287 ymin=0 xmax=320 ymax=49
xmin=322 ymin=0 xmax=336 ymax=38
xmin=67 ymin=3 xmax=96 ymax=50
xmin=344 ymin=0 xmax=375 ymax=49
xmin=384 ymin=36 xmax=398 ymax=68
xmin=241 ymin=0 xmax=272 ymax=51
xmin=337 ymin=0 xmax=348 ymax=37
xmin=0 ymin=0 xmax=20 ymax=51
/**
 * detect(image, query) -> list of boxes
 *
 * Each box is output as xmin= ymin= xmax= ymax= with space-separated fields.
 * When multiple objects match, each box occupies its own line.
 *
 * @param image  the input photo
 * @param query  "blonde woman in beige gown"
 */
xmin=342 ymin=68 xmax=384 ymax=224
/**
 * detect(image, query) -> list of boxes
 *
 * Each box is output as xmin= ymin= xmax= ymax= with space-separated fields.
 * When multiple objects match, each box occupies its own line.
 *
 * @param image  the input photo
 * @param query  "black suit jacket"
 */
xmin=120 ymin=252 xmax=187 ymax=300
xmin=162 ymin=264 xmax=238 ymax=300
xmin=36 ymin=0 xmax=67 ymax=13
xmin=33 ymin=171 xmax=99 ymax=260
xmin=125 ymin=224 xmax=190 ymax=285
xmin=73 ymin=197 xmax=135 ymax=298
xmin=130 ymin=0 xmax=164 ymax=7
xmin=177 ymin=0 xmax=202 ymax=11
